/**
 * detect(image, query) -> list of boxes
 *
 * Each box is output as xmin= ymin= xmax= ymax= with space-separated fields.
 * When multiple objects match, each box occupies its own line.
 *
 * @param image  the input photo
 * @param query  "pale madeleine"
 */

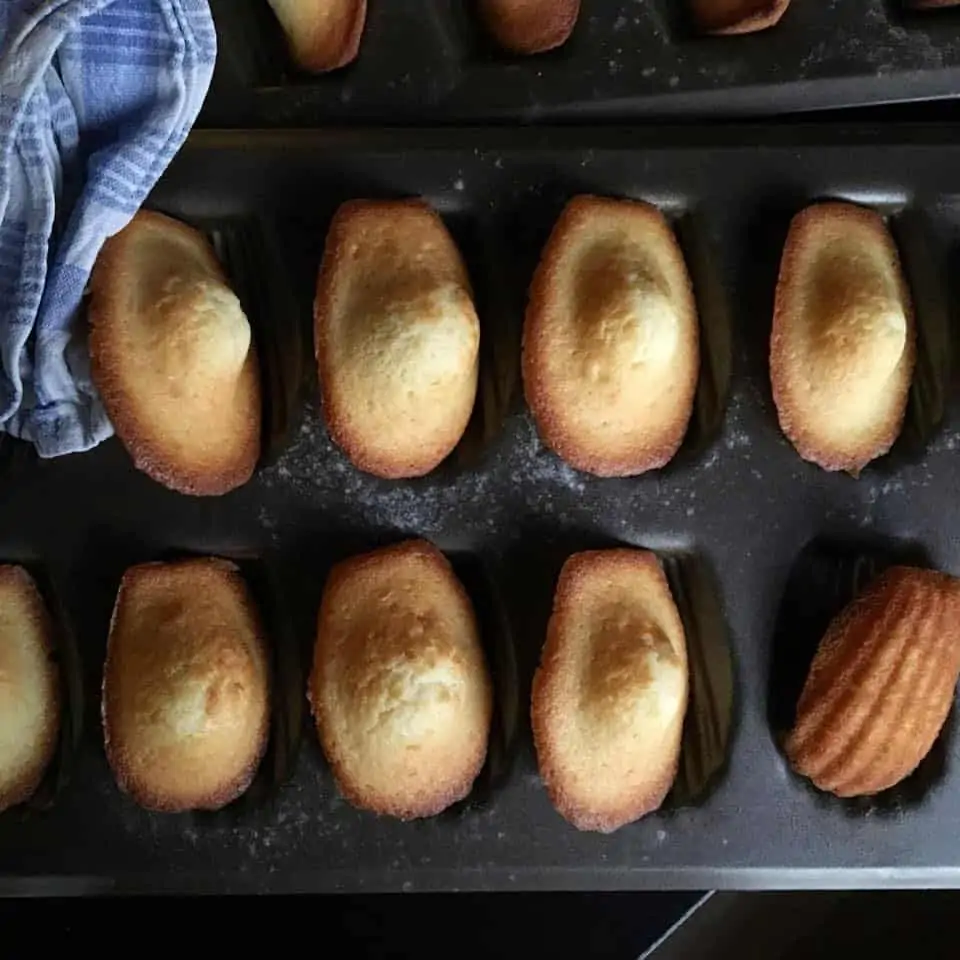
xmin=102 ymin=558 xmax=270 ymax=812
xmin=531 ymin=549 xmax=689 ymax=833
xmin=523 ymin=195 xmax=699 ymax=476
xmin=0 ymin=566 xmax=59 ymax=814
xmin=771 ymin=202 xmax=915 ymax=474
xmin=310 ymin=540 xmax=492 ymax=819
xmin=267 ymin=0 xmax=367 ymax=72
xmin=315 ymin=200 xmax=480 ymax=479
xmin=89 ymin=211 xmax=261 ymax=496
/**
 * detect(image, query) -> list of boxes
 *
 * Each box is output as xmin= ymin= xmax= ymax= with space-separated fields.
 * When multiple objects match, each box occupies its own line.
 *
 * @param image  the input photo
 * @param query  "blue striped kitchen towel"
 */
xmin=0 ymin=0 xmax=216 ymax=457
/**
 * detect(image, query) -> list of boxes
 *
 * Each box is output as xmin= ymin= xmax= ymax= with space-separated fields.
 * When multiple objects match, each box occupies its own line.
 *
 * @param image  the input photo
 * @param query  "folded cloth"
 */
xmin=0 ymin=0 xmax=216 ymax=456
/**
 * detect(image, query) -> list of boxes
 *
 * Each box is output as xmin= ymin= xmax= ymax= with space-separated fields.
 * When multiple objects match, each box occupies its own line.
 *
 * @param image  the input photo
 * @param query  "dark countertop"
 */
xmin=0 ymin=893 xmax=705 ymax=958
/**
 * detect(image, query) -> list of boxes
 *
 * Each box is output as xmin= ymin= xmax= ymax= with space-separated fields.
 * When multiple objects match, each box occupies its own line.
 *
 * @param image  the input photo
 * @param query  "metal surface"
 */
xmin=203 ymin=1 xmax=960 ymax=126
xmin=4 ymin=125 xmax=960 ymax=893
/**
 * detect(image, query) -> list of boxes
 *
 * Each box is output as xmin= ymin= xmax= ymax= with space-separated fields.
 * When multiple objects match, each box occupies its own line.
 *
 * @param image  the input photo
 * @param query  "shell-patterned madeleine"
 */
xmin=531 ymin=549 xmax=689 ymax=832
xmin=523 ymin=196 xmax=699 ymax=477
xmin=770 ymin=202 xmax=915 ymax=474
xmin=786 ymin=566 xmax=960 ymax=798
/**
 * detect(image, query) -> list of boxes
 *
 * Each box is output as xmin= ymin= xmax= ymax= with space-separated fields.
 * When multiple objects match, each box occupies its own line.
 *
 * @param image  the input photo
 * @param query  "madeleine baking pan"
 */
xmin=3 ymin=124 xmax=960 ymax=893
xmin=203 ymin=1 xmax=960 ymax=125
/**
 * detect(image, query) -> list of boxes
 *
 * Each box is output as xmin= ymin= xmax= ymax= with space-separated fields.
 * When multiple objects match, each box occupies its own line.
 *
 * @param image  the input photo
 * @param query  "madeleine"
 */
xmin=89 ymin=211 xmax=261 ymax=495
xmin=267 ymin=0 xmax=367 ymax=72
xmin=479 ymin=0 xmax=580 ymax=53
xmin=102 ymin=558 xmax=270 ymax=812
xmin=0 ymin=567 xmax=59 ymax=813
xmin=523 ymin=196 xmax=699 ymax=476
xmin=532 ymin=549 xmax=689 ymax=832
xmin=787 ymin=566 xmax=960 ymax=798
xmin=315 ymin=200 xmax=480 ymax=479
xmin=771 ymin=202 xmax=915 ymax=474
xmin=310 ymin=540 xmax=492 ymax=819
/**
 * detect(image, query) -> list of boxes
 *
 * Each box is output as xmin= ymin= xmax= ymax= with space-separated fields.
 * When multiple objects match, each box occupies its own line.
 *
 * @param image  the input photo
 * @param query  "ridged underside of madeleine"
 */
xmin=786 ymin=566 xmax=960 ymax=797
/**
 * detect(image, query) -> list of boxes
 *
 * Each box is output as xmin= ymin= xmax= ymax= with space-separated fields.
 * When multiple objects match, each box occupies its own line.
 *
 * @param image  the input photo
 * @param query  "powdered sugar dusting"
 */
xmin=256 ymin=407 xmax=505 ymax=545
xmin=500 ymin=417 xmax=586 ymax=495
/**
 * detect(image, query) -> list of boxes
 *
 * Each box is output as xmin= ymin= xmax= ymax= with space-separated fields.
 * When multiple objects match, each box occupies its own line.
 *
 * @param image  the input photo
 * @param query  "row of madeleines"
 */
xmin=4 ymin=542 xmax=960 ymax=831
xmin=266 ymin=0 xmax=792 ymax=74
xmin=86 ymin=194 xmax=915 ymax=496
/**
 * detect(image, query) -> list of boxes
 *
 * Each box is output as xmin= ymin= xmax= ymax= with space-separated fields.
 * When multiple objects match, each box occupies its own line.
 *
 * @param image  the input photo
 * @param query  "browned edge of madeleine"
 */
xmin=479 ymin=0 xmax=581 ymax=54
xmin=690 ymin=0 xmax=791 ymax=35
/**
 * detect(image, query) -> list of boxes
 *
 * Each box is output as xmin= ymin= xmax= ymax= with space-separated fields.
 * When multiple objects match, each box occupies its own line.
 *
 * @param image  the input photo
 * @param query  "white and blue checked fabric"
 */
xmin=0 ymin=0 xmax=216 ymax=456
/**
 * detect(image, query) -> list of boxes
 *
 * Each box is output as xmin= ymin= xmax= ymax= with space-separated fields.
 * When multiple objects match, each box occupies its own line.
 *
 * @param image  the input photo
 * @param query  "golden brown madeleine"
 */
xmin=479 ymin=0 xmax=581 ymax=54
xmin=0 ymin=567 xmax=59 ymax=813
xmin=89 ymin=211 xmax=261 ymax=496
xmin=314 ymin=200 xmax=480 ymax=479
xmin=310 ymin=540 xmax=492 ymax=819
xmin=689 ymin=0 xmax=791 ymax=34
xmin=786 ymin=566 xmax=960 ymax=798
xmin=523 ymin=196 xmax=699 ymax=477
xmin=531 ymin=550 xmax=689 ymax=833
xmin=267 ymin=0 xmax=367 ymax=73
xmin=102 ymin=558 xmax=270 ymax=813
xmin=771 ymin=202 xmax=915 ymax=474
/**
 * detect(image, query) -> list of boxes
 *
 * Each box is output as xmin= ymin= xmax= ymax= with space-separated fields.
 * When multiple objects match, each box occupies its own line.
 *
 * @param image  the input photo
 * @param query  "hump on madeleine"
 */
xmin=310 ymin=540 xmax=492 ymax=820
xmin=150 ymin=275 xmax=251 ymax=381
xmin=523 ymin=195 xmax=699 ymax=477
xmin=0 ymin=566 xmax=59 ymax=813
xmin=531 ymin=550 xmax=689 ymax=833
xmin=339 ymin=280 xmax=477 ymax=393
xmin=770 ymin=202 xmax=915 ymax=474
xmin=479 ymin=0 xmax=581 ymax=53
xmin=572 ymin=246 xmax=681 ymax=376
xmin=89 ymin=211 xmax=261 ymax=496
xmin=101 ymin=558 xmax=270 ymax=813
xmin=786 ymin=566 xmax=960 ymax=797
xmin=315 ymin=200 xmax=480 ymax=479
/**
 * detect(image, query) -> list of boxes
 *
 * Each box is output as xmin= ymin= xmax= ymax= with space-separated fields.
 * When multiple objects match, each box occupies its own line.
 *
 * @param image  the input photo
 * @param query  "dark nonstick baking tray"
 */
xmin=204 ymin=1 xmax=960 ymax=125
xmin=5 ymin=123 xmax=960 ymax=893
